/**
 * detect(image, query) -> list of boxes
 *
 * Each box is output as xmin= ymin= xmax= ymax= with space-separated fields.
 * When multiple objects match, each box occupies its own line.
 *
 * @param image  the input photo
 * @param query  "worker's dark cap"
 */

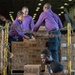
xmin=41 ymin=49 xmax=51 ymax=56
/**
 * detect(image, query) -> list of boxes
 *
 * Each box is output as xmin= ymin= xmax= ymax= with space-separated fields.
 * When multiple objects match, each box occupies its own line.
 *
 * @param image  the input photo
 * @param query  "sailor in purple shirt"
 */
xmin=9 ymin=11 xmax=25 ymax=51
xmin=33 ymin=3 xmax=63 ymax=61
xmin=22 ymin=7 xmax=34 ymax=39
xmin=9 ymin=11 xmax=24 ymax=41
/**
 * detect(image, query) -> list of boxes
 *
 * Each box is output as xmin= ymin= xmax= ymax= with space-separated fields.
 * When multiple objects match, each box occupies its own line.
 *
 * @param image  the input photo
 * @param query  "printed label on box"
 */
xmin=62 ymin=56 xmax=67 ymax=61
xmin=74 ymin=44 xmax=75 ymax=47
xmin=61 ymin=43 xmax=67 ymax=47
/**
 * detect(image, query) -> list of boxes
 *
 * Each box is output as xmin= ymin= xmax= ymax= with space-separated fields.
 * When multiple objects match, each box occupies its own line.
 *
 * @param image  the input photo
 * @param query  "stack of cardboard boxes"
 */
xmin=11 ymin=30 xmax=49 ymax=70
xmin=60 ymin=35 xmax=68 ymax=69
xmin=24 ymin=65 xmax=65 ymax=75
xmin=0 ymin=31 xmax=2 ymax=74
xmin=71 ymin=36 xmax=75 ymax=70
xmin=11 ymin=27 xmax=75 ymax=73
xmin=0 ymin=42 xmax=1 ymax=74
xmin=60 ymin=35 xmax=75 ymax=70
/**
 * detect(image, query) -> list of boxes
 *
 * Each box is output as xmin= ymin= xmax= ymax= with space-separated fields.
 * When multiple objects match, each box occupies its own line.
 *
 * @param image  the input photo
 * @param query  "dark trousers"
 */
xmin=8 ymin=37 xmax=16 ymax=52
xmin=8 ymin=36 xmax=23 ymax=52
xmin=24 ymin=33 xmax=32 ymax=39
xmin=48 ymin=30 xmax=61 ymax=61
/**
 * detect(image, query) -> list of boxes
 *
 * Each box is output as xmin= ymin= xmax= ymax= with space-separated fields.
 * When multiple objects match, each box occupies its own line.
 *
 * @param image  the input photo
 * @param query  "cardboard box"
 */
xmin=0 ymin=41 xmax=1 ymax=74
xmin=41 ymin=64 xmax=45 ymax=71
xmin=71 ymin=36 xmax=75 ymax=43
xmin=45 ymin=65 xmax=49 ymax=73
xmin=0 ymin=31 xmax=2 ymax=40
xmin=24 ymin=65 xmax=41 ymax=75
xmin=60 ymin=40 xmax=75 ymax=70
xmin=40 ymin=72 xmax=50 ymax=75
xmin=24 ymin=73 xmax=38 ymax=75
xmin=11 ymin=40 xmax=46 ymax=70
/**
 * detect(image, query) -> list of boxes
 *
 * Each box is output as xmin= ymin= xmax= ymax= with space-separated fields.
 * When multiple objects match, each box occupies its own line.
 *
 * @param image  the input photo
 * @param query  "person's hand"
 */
xmin=30 ymin=31 xmax=35 ymax=36
xmin=24 ymin=35 xmax=30 ymax=40
xmin=31 ymin=36 xmax=36 ymax=40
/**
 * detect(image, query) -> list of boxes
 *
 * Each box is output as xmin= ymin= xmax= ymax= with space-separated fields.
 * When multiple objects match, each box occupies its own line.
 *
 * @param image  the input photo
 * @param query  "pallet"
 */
xmin=0 ymin=72 xmax=2 ymax=75
xmin=11 ymin=70 xmax=24 ymax=74
xmin=0 ymin=71 xmax=2 ymax=75
xmin=11 ymin=70 xmax=75 ymax=75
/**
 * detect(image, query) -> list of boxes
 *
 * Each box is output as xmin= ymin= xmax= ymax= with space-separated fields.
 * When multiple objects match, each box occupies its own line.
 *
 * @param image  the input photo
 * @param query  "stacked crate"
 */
xmin=60 ymin=35 xmax=75 ymax=70
xmin=60 ymin=35 xmax=68 ymax=69
xmin=24 ymin=65 xmax=41 ymax=75
xmin=71 ymin=36 xmax=75 ymax=70
xmin=11 ymin=41 xmax=47 ymax=70
xmin=0 ymin=30 xmax=2 ymax=74
xmin=0 ymin=42 xmax=1 ymax=74
xmin=11 ymin=29 xmax=49 ymax=70
xmin=24 ymin=65 xmax=65 ymax=75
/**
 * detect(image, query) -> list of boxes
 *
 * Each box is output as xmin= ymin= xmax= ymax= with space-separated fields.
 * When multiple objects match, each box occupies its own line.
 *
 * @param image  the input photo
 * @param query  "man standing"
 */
xmin=22 ymin=7 xmax=34 ymax=39
xmin=33 ymin=3 xmax=63 ymax=61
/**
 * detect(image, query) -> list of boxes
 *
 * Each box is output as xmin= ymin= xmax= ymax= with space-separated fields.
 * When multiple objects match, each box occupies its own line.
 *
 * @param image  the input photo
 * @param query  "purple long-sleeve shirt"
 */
xmin=22 ymin=15 xmax=34 ymax=33
xmin=33 ymin=10 xmax=63 ymax=32
xmin=9 ymin=18 xmax=24 ymax=39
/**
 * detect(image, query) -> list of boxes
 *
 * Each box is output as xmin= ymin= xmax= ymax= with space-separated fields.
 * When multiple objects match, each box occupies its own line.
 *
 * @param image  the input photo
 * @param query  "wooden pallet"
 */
xmin=11 ymin=69 xmax=75 ymax=75
xmin=11 ymin=70 xmax=24 ymax=74
xmin=0 ymin=72 xmax=2 ymax=75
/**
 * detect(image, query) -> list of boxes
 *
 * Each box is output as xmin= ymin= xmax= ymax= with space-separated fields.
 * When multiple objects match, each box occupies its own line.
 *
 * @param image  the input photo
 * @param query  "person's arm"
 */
xmin=33 ymin=12 xmax=45 ymax=32
xmin=58 ymin=17 xmax=63 ymax=29
xmin=15 ymin=25 xmax=24 ymax=37
xmin=30 ymin=17 xmax=34 ymax=30
xmin=9 ymin=24 xmax=17 ymax=37
xmin=14 ymin=25 xmax=31 ymax=39
xmin=11 ymin=24 xmax=24 ymax=38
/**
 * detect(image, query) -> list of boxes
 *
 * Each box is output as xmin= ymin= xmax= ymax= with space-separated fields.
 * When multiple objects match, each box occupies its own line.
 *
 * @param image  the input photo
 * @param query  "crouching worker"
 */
xmin=41 ymin=49 xmax=64 ymax=74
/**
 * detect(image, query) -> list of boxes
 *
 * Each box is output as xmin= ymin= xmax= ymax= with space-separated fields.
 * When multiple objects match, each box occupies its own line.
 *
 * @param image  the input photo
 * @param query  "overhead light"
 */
xmin=33 ymin=15 xmax=36 ymax=18
xmin=33 ymin=18 xmax=35 ymax=20
xmin=38 ymin=3 xmax=41 ymax=6
xmin=58 ymin=14 xmax=61 ymax=16
xmin=9 ymin=12 xmax=14 ymax=14
xmin=60 ymin=6 xmax=64 ymax=9
xmin=9 ymin=14 xmax=14 ymax=21
xmin=36 ymin=9 xmax=39 ymax=11
xmin=34 ymin=14 xmax=37 ymax=16
xmin=10 ymin=16 xmax=12 ymax=18
xmin=36 ymin=7 xmax=40 ymax=11
xmin=9 ymin=14 xmax=12 ymax=16
xmin=69 ymin=0 xmax=72 ymax=1
xmin=64 ymin=3 xmax=68 ymax=6
xmin=61 ymin=11 xmax=64 ymax=14
xmin=37 ymin=7 xmax=40 ymax=10
xmin=40 ymin=0 xmax=43 ymax=1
